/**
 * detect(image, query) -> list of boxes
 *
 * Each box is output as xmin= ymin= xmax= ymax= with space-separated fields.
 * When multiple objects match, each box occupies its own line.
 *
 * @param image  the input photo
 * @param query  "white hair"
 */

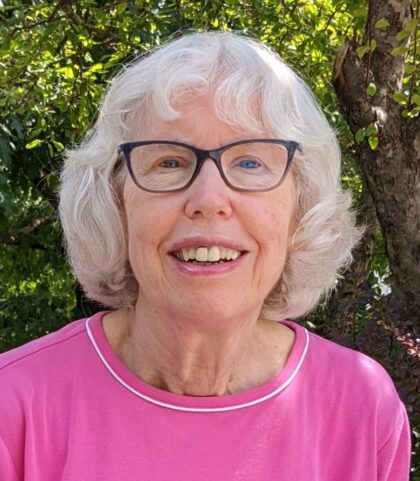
xmin=59 ymin=31 xmax=361 ymax=319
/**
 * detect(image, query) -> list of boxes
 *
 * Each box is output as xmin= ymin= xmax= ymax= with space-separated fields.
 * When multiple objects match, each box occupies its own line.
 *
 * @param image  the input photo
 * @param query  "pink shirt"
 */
xmin=0 ymin=311 xmax=410 ymax=480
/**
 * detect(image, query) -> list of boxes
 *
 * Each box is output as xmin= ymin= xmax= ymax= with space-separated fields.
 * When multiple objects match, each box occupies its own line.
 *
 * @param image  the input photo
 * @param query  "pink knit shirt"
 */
xmin=0 ymin=311 xmax=411 ymax=480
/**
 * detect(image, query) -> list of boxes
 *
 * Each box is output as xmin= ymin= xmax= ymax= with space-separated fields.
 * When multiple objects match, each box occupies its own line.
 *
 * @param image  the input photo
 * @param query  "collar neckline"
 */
xmin=86 ymin=310 xmax=309 ymax=412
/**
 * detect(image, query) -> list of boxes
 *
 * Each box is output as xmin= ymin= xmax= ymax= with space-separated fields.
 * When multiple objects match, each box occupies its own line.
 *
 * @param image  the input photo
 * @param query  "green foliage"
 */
xmin=391 ymin=46 xmax=409 ymax=56
xmin=374 ymin=18 xmax=390 ymax=29
xmin=356 ymin=39 xmax=377 ymax=59
xmin=365 ymin=82 xmax=376 ymax=97
xmin=354 ymin=122 xmax=378 ymax=150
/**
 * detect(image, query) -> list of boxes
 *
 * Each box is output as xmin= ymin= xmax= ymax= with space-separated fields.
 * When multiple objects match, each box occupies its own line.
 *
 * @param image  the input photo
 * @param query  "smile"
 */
xmin=173 ymin=246 xmax=243 ymax=264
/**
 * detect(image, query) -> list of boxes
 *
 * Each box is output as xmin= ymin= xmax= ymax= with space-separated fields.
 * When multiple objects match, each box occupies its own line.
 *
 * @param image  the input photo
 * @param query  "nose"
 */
xmin=184 ymin=159 xmax=233 ymax=220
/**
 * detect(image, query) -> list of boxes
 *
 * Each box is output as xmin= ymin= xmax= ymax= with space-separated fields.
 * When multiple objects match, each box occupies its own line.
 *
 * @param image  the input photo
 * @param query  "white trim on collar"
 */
xmin=85 ymin=316 xmax=309 ymax=413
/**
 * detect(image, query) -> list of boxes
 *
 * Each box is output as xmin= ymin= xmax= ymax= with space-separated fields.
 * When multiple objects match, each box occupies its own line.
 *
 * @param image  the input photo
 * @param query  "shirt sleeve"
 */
xmin=0 ymin=434 xmax=20 ymax=481
xmin=377 ymin=401 xmax=411 ymax=481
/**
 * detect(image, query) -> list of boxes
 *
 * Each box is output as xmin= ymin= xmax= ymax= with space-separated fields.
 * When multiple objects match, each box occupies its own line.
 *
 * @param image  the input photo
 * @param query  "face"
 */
xmin=123 ymin=95 xmax=297 ymax=330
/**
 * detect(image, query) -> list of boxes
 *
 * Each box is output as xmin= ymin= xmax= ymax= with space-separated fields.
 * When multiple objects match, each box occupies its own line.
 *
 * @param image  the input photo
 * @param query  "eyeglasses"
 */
xmin=118 ymin=139 xmax=302 ymax=193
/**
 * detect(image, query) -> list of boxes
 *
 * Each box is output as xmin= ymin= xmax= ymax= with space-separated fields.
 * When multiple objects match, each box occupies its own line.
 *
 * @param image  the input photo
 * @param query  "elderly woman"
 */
xmin=0 ymin=32 xmax=410 ymax=480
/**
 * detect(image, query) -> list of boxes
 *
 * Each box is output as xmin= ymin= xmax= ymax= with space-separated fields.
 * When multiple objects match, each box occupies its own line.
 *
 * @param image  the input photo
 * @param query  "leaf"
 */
xmin=355 ymin=127 xmax=366 ymax=143
xmin=369 ymin=39 xmax=377 ymax=52
xmin=366 ymin=123 xmax=378 ymax=137
xmin=391 ymin=46 xmax=409 ymax=56
xmin=366 ymin=83 xmax=377 ymax=96
xmin=375 ymin=18 xmax=390 ymax=29
xmin=393 ymin=92 xmax=407 ymax=104
xmin=52 ymin=140 xmax=64 ymax=151
xmin=396 ymin=29 xmax=412 ymax=41
xmin=25 ymin=139 xmax=42 ymax=149
xmin=116 ymin=2 xmax=127 ymax=15
xmin=411 ymin=94 xmax=420 ymax=106
xmin=406 ymin=18 xmax=418 ymax=33
xmin=58 ymin=66 xmax=74 ymax=79
xmin=46 ymin=172 xmax=58 ymax=190
xmin=47 ymin=143 xmax=54 ymax=158
xmin=90 ymin=63 xmax=104 ymax=73
xmin=368 ymin=136 xmax=378 ymax=150
xmin=356 ymin=45 xmax=369 ymax=59
xmin=405 ymin=64 xmax=416 ymax=75
xmin=352 ymin=6 xmax=367 ymax=17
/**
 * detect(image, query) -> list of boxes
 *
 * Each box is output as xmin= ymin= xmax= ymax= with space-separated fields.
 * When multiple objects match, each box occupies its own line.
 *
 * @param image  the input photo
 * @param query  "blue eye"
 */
xmin=158 ymin=159 xmax=182 ymax=168
xmin=236 ymin=158 xmax=261 ymax=169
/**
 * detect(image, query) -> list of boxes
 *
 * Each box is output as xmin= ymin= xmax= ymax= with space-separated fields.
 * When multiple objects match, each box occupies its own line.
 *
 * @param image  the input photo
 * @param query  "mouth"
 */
xmin=171 ymin=245 xmax=246 ymax=266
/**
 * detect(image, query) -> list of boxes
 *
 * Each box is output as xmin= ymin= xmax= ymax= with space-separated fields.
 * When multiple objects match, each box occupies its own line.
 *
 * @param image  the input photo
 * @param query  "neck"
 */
xmin=103 ymin=305 xmax=294 ymax=397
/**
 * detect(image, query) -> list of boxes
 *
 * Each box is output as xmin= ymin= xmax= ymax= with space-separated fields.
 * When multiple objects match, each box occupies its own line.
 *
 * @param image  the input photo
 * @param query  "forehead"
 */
xmin=137 ymin=94 xmax=268 ymax=148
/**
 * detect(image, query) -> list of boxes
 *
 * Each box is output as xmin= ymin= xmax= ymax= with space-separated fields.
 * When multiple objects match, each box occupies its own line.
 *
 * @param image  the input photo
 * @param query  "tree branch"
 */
xmin=0 ymin=217 xmax=53 ymax=250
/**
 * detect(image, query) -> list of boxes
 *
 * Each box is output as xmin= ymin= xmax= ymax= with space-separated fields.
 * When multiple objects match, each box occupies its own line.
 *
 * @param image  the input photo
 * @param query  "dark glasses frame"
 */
xmin=118 ymin=139 xmax=302 ymax=193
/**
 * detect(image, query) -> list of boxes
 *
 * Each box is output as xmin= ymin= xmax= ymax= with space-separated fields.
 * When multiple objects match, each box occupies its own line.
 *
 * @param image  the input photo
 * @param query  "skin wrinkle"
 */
xmin=104 ymin=94 xmax=296 ymax=396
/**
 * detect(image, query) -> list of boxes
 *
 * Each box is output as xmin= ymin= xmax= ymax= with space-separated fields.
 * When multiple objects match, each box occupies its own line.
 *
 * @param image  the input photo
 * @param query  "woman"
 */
xmin=0 ymin=32 xmax=410 ymax=480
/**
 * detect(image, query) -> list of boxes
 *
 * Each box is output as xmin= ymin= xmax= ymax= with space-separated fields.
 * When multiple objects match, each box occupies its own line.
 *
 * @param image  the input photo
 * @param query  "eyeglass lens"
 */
xmin=128 ymin=142 xmax=289 ymax=192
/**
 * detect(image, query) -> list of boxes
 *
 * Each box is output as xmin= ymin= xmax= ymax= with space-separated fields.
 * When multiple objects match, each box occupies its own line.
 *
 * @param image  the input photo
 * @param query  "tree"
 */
xmin=333 ymin=0 xmax=419 ymax=321
xmin=331 ymin=5 xmax=420 ymax=475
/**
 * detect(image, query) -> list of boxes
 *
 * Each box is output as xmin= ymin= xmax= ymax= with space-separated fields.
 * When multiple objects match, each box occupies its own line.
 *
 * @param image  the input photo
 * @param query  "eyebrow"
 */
xmin=167 ymin=135 xmax=267 ymax=146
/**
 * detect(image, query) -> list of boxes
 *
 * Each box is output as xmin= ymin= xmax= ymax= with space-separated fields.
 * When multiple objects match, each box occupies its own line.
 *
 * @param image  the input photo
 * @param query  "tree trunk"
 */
xmin=333 ymin=0 xmax=420 ymax=321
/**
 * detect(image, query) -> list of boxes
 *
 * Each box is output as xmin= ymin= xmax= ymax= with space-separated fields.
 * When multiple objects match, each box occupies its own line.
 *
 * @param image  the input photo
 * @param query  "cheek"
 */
xmin=246 ymin=194 xmax=296 ymax=284
xmin=265 ymin=183 xmax=298 ymax=243
xmin=268 ymin=208 xmax=288 ymax=234
xmin=256 ymin=203 xmax=295 ymax=245
xmin=124 ymin=186 xmax=170 ymax=240
xmin=123 ymin=187 xmax=182 ymax=280
xmin=124 ymin=189 xmax=161 ymax=263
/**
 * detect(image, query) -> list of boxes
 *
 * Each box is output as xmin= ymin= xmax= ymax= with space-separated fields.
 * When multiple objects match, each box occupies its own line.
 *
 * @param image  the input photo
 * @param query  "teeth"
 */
xmin=176 ymin=246 xmax=242 ymax=262
xmin=208 ymin=246 xmax=220 ymax=262
xmin=196 ymin=247 xmax=208 ymax=262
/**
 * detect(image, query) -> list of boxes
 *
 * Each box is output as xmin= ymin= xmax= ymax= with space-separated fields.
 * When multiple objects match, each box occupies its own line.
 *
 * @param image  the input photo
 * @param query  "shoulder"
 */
xmin=306 ymin=328 xmax=395 ymax=386
xmin=287 ymin=321 xmax=395 ymax=388
xmin=0 ymin=317 xmax=98 ymax=445
xmin=0 ymin=317 xmax=95 ymax=477
xmin=289 ymin=323 xmax=411 ymax=475
xmin=301 ymin=326 xmax=406 ymax=437
xmin=298 ymin=324 xmax=407 ymax=445
xmin=0 ymin=318 xmax=87 ymax=370
xmin=0 ymin=319 xmax=91 ymax=400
